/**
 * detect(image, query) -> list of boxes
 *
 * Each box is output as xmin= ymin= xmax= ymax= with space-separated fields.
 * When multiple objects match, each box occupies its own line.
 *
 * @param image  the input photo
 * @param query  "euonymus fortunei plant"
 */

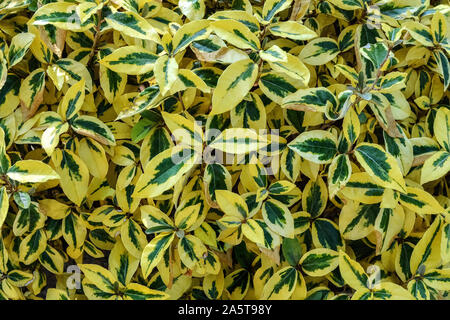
xmin=0 ymin=0 xmax=449 ymax=300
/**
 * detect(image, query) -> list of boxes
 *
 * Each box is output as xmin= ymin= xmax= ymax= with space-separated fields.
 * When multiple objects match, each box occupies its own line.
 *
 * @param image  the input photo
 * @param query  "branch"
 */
xmin=87 ymin=9 xmax=104 ymax=66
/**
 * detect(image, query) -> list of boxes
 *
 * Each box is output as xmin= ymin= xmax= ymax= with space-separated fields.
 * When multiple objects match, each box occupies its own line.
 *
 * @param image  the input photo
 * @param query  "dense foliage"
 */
xmin=0 ymin=0 xmax=449 ymax=300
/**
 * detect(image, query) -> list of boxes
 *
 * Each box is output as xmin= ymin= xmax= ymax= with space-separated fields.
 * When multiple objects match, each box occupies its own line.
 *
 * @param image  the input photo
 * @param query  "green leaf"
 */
xmin=288 ymin=130 xmax=337 ymax=164
xmin=282 ymin=237 xmax=302 ymax=266
xmin=13 ymin=191 xmax=30 ymax=209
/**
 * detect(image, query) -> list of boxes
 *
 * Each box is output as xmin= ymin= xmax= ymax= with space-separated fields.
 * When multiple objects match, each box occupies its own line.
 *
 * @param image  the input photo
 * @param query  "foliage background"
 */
xmin=0 ymin=0 xmax=449 ymax=300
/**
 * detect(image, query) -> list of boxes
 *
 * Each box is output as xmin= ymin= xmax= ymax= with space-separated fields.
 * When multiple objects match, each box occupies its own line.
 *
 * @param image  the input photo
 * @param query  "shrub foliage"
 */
xmin=0 ymin=0 xmax=449 ymax=300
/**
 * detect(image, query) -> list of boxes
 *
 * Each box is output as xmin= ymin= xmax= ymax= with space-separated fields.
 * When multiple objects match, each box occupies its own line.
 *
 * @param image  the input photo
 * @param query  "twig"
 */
xmin=363 ymin=45 xmax=393 ymax=93
xmin=87 ymin=10 xmax=104 ymax=66
xmin=290 ymin=0 xmax=301 ymax=20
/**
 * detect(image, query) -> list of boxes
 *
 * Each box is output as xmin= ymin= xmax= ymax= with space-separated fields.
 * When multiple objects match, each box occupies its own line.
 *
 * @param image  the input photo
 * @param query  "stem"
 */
xmin=253 ymin=56 xmax=264 ymax=87
xmin=363 ymin=46 xmax=393 ymax=93
xmin=259 ymin=24 xmax=268 ymax=42
xmin=178 ymin=92 xmax=185 ymax=110
xmin=290 ymin=0 xmax=305 ymax=21
xmin=87 ymin=10 xmax=103 ymax=66
xmin=1 ymin=174 xmax=16 ymax=193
